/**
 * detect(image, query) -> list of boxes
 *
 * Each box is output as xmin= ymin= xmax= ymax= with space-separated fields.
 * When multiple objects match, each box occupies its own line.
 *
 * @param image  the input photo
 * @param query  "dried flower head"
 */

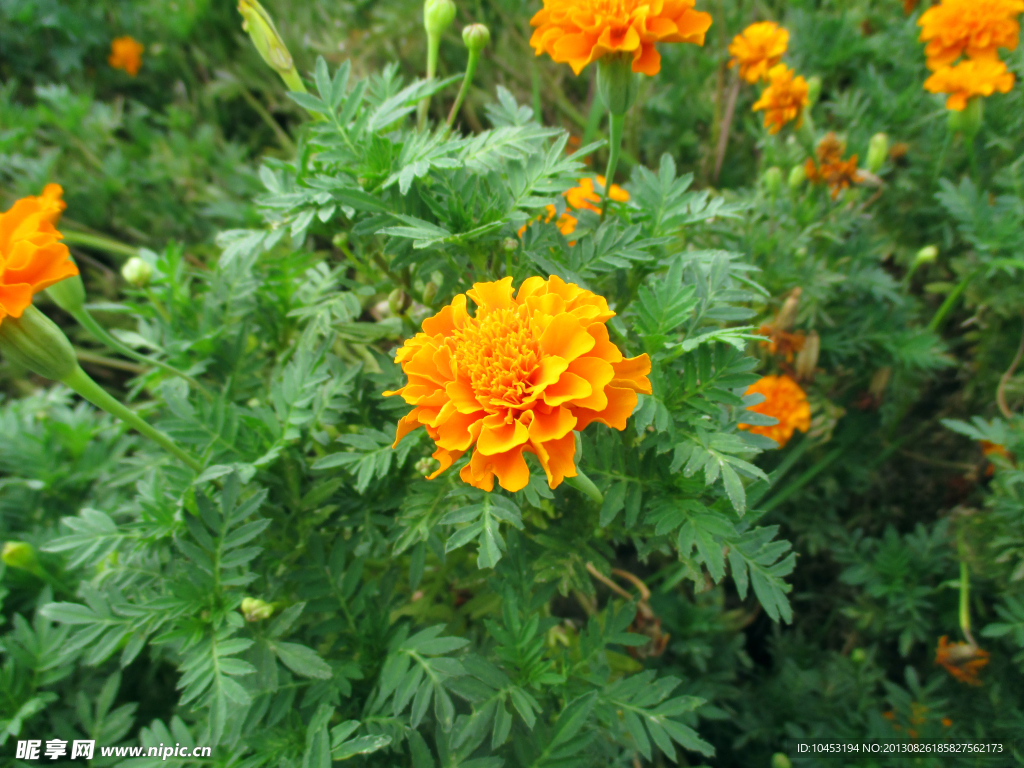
xmin=385 ymin=276 xmax=652 ymax=492
xmin=109 ymin=36 xmax=145 ymax=77
xmin=529 ymin=0 xmax=712 ymax=76
xmin=918 ymin=0 xmax=1024 ymax=70
xmin=935 ymin=636 xmax=990 ymax=685
xmin=729 ymin=21 xmax=789 ymax=83
xmin=738 ymin=374 xmax=811 ymax=447
xmin=752 ymin=64 xmax=810 ymax=134
xmin=924 ymin=58 xmax=1015 ymax=110
xmin=0 ymin=189 xmax=79 ymax=328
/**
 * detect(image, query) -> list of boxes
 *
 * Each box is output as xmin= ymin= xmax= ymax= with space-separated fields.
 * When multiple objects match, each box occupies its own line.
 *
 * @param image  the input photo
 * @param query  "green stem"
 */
xmin=566 ymin=470 xmax=604 ymax=505
xmin=446 ymin=51 xmax=481 ymax=128
xmin=72 ymin=308 xmax=212 ymax=399
xmin=63 ymin=366 xmax=203 ymax=473
xmin=959 ymin=557 xmax=971 ymax=640
xmin=759 ymin=446 xmax=844 ymax=514
xmin=601 ymin=113 xmax=625 ymax=221
xmin=581 ymin=88 xmax=605 ymax=149
xmin=61 ymin=230 xmax=139 ymax=259
xmin=281 ymin=68 xmax=307 ymax=95
xmin=928 ymin=268 xmax=980 ymax=332
xmin=933 ymin=129 xmax=952 ymax=186
xmin=418 ymin=32 xmax=441 ymax=130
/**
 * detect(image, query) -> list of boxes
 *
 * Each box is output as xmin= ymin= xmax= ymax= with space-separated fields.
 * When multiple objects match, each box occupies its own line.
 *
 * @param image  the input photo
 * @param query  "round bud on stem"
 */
xmin=788 ymin=164 xmax=807 ymax=191
xmin=771 ymin=754 xmax=793 ymax=768
xmin=462 ymin=23 xmax=490 ymax=53
xmin=241 ymin=597 xmax=275 ymax=622
xmin=805 ymin=76 xmax=822 ymax=107
xmin=2 ymin=541 xmax=40 ymax=572
xmin=122 ymin=256 xmax=154 ymax=288
xmin=424 ymin=0 xmax=456 ymax=37
xmin=866 ymin=132 xmax=889 ymax=174
xmin=762 ymin=166 xmax=783 ymax=198
xmin=237 ymin=0 xmax=305 ymax=92
xmin=422 ymin=282 xmax=439 ymax=306
xmin=914 ymin=245 xmax=939 ymax=266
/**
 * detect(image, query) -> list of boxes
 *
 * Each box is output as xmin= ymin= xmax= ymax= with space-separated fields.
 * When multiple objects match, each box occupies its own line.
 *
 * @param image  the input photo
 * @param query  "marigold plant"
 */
xmin=752 ymin=64 xmax=809 ymax=134
xmin=529 ymin=0 xmax=712 ymax=76
xmin=935 ymin=636 xmax=991 ymax=685
xmin=728 ymin=21 xmax=789 ymax=84
xmin=924 ymin=58 xmax=1015 ymax=110
xmin=0 ymin=189 xmax=79 ymax=326
xmin=918 ymin=0 xmax=1024 ymax=70
xmin=519 ymin=176 xmax=629 ymax=237
xmin=804 ymin=133 xmax=864 ymax=199
xmin=108 ymin=36 xmax=144 ymax=76
xmin=738 ymin=374 xmax=811 ymax=447
xmin=385 ymin=276 xmax=652 ymax=492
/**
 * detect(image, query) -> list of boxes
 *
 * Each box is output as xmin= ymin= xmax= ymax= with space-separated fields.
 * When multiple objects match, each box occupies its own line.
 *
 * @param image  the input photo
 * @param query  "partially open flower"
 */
xmin=529 ymin=0 xmax=712 ymax=76
xmin=0 ymin=190 xmax=79 ymax=328
xmin=935 ymin=636 xmax=990 ymax=685
xmin=385 ymin=276 xmax=652 ymax=492
xmin=738 ymin=374 xmax=811 ymax=448
xmin=918 ymin=0 xmax=1024 ymax=70
xmin=519 ymin=176 xmax=629 ymax=238
xmin=729 ymin=22 xmax=789 ymax=84
xmin=924 ymin=59 xmax=1015 ymax=111
xmin=109 ymin=36 xmax=145 ymax=77
xmin=752 ymin=64 xmax=810 ymax=135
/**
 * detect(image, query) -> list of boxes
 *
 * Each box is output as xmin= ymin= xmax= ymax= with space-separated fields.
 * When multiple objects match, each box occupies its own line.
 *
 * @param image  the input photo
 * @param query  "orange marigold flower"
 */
xmin=935 ymin=636 xmax=990 ymax=685
xmin=519 ymin=176 xmax=629 ymax=238
xmin=529 ymin=0 xmax=712 ymax=76
xmin=385 ymin=276 xmax=652 ymax=492
xmin=752 ymin=64 xmax=810 ymax=135
xmin=728 ymin=21 xmax=789 ymax=84
xmin=804 ymin=133 xmax=865 ymax=199
xmin=924 ymin=58 xmax=1015 ymax=110
xmin=738 ymin=374 xmax=811 ymax=447
xmin=109 ymin=36 xmax=145 ymax=77
xmin=918 ymin=0 xmax=1024 ymax=70
xmin=759 ymin=325 xmax=805 ymax=362
xmin=0 ymin=190 xmax=79 ymax=327
xmin=25 ymin=184 xmax=67 ymax=226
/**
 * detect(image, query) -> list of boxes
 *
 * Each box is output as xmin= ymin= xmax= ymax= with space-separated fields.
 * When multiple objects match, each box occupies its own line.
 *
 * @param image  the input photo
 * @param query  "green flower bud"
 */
xmin=2 ymin=541 xmax=40 ymax=572
xmin=850 ymin=647 xmax=867 ymax=663
xmin=415 ymin=456 xmax=436 ymax=476
xmin=866 ymin=132 xmax=889 ymax=174
xmin=597 ymin=52 xmax=639 ymax=116
xmin=0 ymin=305 xmax=79 ymax=382
xmin=424 ymin=0 xmax=456 ymax=37
xmin=462 ymin=23 xmax=490 ymax=53
xmin=422 ymin=281 xmax=439 ymax=306
xmin=502 ymin=237 xmax=519 ymax=252
xmin=121 ymin=256 xmax=153 ymax=288
xmin=762 ymin=166 xmax=783 ymax=197
xmin=240 ymin=597 xmax=275 ymax=622
xmin=237 ymin=0 xmax=304 ymax=92
xmin=388 ymin=289 xmax=410 ymax=315
xmin=806 ymin=76 xmax=822 ymax=107
xmin=771 ymin=754 xmax=793 ymax=768
xmin=915 ymin=245 xmax=939 ymax=265
xmin=788 ymin=164 xmax=807 ymax=190
xmin=46 ymin=272 xmax=86 ymax=315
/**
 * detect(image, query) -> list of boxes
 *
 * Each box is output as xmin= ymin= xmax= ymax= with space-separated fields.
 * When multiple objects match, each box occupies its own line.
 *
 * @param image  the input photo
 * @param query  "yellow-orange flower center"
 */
xmin=451 ymin=307 xmax=541 ymax=410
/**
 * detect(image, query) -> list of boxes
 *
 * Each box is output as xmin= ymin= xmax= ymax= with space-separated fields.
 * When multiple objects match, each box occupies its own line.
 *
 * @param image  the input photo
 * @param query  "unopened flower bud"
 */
xmin=762 ymin=166 xmax=783 ymax=197
xmin=121 ymin=256 xmax=153 ymax=288
xmin=237 ymin=0 xmax=304 ymax=92
xmin=866 ymin=132 xmax=889 ymax=173
xmin=503 ymin=237 xmax=519 ymax=252
xmin=241 ymin=597 xmax=275 ymax=622
xmin=775 ymin=287 xmax=802 ymax=332
xmin=332 ymin=232 xmax=348 ymax=249
xmin=422 ymin=282 xmax=438 ymax=306
xmin=915 ymin=245 xmax=938 ymax=265
xmin=415 ymin=456 xmax=436 ymax=476
xmin=795 ymin=330 xmax=820 ymax=381
xmin=424 ymin=0 xmax=456 ymax=37
xmin=388 ymin=289 xmax=410 ymax=315
xmin=788 ymin=164 xmax=807 ymax=190
xmin=462 ymin=23 xmax=490 ymax=53
xmin=46 ymin=272 xmax=86 ymax=314
xmin=806 ymin=76 xmax=822 ymax=107
xmin=772 ymin=754 xmax=793 ymax=768
xmin=0 ymin=305 xmax=79 ymax=383
xmin=850 ymin=648 xmax=867 ymax=664
xmin=2 ymin=541 xmax=40 ymax=572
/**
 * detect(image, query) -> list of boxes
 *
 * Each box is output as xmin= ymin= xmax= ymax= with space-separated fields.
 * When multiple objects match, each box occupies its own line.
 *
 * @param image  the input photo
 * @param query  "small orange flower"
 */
xmin=529 ymin=0 xmax=712 ymax=76
xmin=918 ymin=0 xmax=1023 ymax=70
xmin=752 ymin=64 xmax=810 ymax=134
xmin=942 ymin=717 xmax=953 ymax=727
xmin=738 ymin=374 xmax=811 ymax=447
xmin=924 ymin=58 xmax=1015 ymax=110
xmin=109 ymin=36 xmax=145 ymax=77
xmin=519 ymin=176 xmax=629 ymax=238
xmin=0 ymin=189 xmax=79 ymax=327
xmin=804 ymin=133 xmax=864 ymax=199
xmin=385 ymin=276 xmax=652 ymax=492
xmin=935 ymin=636 xmax=990 ymax=685
xmin=728 ymin=22 xmax=789 ymax=83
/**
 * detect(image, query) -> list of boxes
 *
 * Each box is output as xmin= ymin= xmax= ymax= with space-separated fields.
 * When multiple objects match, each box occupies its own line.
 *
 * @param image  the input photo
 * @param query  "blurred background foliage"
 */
xmin=1 ymin=0 xmax=1023 ymax=765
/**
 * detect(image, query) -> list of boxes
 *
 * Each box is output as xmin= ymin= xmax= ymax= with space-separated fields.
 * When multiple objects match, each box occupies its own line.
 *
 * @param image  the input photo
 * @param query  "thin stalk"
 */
xmin=928 ymin=268 xmax=980 ymax=331
xmin=601 ymin=113 xmax=625 ymax=221
xmin=61 ymin=230 xmax=139 ymax=259
xmin=933 ymin=129 xmax=952 ymax=185
xmin=63 ymin=366 xmax=203 ymax=473
xmin=237 ymin=82 xmax=296 ymax=153
xmin=759 ymin=446 xmax=844 ymax=514
xmin=418 ymin=32 xmax=441 ymax=130
xmin=72 ymin=308 xmax=212 ymax=399
xmin=581 ymin=81 xmax=605 ymax=149
xmin=447 ymin=53 xmax=482 ymax=128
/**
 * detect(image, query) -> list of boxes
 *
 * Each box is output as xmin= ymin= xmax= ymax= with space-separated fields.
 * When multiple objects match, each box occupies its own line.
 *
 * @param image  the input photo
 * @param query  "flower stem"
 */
xmin=418 ymin=32 xmax=441 ymax=130
xmin=601 ymin=113 xmax=625 ymax=221
xmin=61 ymin=230 xmax=139 ymax=259
xmin=62 ymin=366 xmax=203 ymax=473
xmin=566 ymin=470 xmax=604 ymax=505
xmin=446 ymin=51 xmax=481 ymax=128
xmin=928 ymin=268 xmax=980 ymax=332
xmin=71 ymin=308 xmax=212 ymax=399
